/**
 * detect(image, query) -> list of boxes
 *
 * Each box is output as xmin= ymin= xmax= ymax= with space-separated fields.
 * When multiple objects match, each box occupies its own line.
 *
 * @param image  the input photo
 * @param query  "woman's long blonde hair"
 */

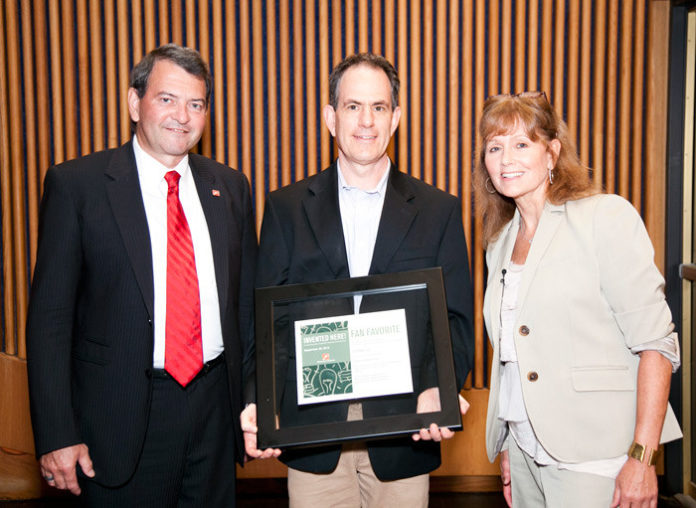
xmin=474 ymin=93 xmax=599 ymax=247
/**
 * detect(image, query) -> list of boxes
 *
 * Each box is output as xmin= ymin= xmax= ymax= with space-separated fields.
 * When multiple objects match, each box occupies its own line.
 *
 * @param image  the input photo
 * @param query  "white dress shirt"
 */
xmin=133 ymin=135 xmax=223 ymax=368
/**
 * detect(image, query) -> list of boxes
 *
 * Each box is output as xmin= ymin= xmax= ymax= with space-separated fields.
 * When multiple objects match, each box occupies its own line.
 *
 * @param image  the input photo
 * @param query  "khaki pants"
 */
xmin=287 ymin=441 xmax=429 ymax=508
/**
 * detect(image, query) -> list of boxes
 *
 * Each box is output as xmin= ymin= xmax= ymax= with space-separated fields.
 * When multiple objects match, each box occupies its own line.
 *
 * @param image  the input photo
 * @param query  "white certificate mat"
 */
xmin=294 ymin=309 xmax=413 ymax=405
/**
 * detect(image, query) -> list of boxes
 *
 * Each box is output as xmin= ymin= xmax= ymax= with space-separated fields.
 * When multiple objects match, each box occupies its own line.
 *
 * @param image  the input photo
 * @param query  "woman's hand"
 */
xmin=500 ymin=449 xmax=512 ymax=507
xmin=611 ymin=458 xmax=657 ymax=508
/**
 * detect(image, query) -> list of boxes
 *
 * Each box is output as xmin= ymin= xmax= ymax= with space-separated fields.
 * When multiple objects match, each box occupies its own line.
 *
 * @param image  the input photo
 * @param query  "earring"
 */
xmin=548 ymin=168 xmax=554 ymax=185
xmin=485 ymin=177 xmax=497 ymax=194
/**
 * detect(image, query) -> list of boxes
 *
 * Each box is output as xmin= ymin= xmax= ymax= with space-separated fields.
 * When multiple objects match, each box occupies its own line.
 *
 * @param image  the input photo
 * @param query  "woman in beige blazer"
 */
xmin=476 ymin=92 xmax=681 ymax=507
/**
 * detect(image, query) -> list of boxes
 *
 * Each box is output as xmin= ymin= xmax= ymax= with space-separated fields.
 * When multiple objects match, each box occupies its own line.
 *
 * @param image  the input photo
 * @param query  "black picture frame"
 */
xmin=254 ymin=267 xmax=462 ymax=449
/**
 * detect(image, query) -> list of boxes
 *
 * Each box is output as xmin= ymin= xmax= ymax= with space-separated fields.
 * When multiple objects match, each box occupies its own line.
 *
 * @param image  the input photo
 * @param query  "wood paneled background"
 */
xmin=0 ymin=0 xmax=672 ymax=498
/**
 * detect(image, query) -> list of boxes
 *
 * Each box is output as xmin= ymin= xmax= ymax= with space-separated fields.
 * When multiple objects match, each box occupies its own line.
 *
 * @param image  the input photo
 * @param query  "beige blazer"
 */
xmin=484 ymin=194 xmax=682 ymax=463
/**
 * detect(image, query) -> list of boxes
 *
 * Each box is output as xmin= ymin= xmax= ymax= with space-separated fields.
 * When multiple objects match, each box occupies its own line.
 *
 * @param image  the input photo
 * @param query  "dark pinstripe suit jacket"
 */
xmin=26 ymin=141 xmax=257 ymax=487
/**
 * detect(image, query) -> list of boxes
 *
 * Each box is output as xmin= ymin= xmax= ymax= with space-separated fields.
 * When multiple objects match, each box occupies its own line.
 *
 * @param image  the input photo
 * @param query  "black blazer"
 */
xmin=256 ymin=163 xmax=473 ymax=481
xmin=26 ymin=141 xmax=257 ymax=487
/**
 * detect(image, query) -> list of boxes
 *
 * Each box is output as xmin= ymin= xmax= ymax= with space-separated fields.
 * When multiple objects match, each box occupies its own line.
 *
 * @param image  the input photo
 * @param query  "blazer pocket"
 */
xmin=571 ymin=365 xmax=634 ymax=392
xmin=72 ymin=337 xmax=110 ymax=366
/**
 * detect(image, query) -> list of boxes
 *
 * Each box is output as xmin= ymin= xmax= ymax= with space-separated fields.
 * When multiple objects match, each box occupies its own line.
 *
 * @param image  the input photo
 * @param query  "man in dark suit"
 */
xmin=26 ymin=44 xmax=256 ymax=506
xmin=243 ymin=53 xmax=474 ymax=507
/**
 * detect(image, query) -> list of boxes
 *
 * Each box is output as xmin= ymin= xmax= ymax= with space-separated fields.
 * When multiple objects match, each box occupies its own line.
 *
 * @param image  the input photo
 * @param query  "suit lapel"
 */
xmin=516 ymin=202 xmax=565 ymax=311
xmin=104 ymin=142 xmax=155 ymax=319
xmin=190 ymin=157 xmax=230 ymax=315
xmin=303 ymin=164 xmax=350 ymax=278
xmin=369 ymin=167 xmax=417 ymax=275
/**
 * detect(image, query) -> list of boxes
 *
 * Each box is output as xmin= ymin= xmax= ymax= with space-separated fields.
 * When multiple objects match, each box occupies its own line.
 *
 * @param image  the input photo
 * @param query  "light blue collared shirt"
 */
xmin=337 ymin=160 xmax=390 ymax=313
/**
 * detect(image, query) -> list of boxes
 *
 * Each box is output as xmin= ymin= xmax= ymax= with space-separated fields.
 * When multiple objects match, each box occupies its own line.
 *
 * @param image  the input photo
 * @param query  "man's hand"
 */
xmin=240 ymin=403 xmax=282 ymax=461
xmin=611 ymin=457 xmax=658 ymax=508
xmin=499 ymin=449 xmax=512 ymax=507
xmin=39 ymin=443 xmax=94 ymax=495
xmin=411 ymin=388 xmax=470 ymax=442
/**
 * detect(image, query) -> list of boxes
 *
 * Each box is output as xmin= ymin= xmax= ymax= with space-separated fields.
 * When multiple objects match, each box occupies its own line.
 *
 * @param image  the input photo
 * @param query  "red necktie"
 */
xmin=164 ymin=171 xmax=203 ymax=386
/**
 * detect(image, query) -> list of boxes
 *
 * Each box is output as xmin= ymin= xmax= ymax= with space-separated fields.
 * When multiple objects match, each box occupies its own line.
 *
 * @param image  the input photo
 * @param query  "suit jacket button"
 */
xmin=527 ymin=371 xmax=538 ymax=382
xmin=519 ymin=325 xmax=530 ymax=336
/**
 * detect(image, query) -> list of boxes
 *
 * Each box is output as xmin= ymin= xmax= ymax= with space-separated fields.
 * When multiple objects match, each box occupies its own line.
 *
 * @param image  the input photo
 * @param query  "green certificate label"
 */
xmin=299 ymin=320 xmax=353 ymax=399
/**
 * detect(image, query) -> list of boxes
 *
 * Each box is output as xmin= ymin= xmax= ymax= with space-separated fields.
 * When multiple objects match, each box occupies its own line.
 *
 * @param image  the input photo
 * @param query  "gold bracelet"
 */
xmin=628 ymin=442 xmax=659 ymax=466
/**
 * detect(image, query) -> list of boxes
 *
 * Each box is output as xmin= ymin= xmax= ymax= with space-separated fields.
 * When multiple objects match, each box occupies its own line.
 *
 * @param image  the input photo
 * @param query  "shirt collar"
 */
xmin=132 ymin=134 xmax=191 ymax=186
xmin=337 ymin=159 xmax=391 ymax=196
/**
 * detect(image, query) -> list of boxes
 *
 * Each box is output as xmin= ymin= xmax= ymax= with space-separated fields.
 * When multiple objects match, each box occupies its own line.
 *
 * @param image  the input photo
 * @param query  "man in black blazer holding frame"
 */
xmin=243 ymin=53 xmax=474 ymax=508
xmin=26 ymin=44 xmax=255 ymax=506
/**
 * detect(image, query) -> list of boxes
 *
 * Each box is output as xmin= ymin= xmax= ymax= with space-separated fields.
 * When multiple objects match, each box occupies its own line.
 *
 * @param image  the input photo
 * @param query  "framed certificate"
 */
xmin=254 ymin=267 xmax=462 ymax=449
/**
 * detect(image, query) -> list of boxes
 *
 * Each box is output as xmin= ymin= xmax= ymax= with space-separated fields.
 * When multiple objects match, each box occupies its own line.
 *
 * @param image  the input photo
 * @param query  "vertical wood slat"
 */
xmin=500 ymin=0 xmax=512 ymax=94
xmin=0 ymin=1 xmax=17 ymax=356
xmin=435 ymin=0 xmax=446 ymax=191
xmin=305 ymin=0 xmax=317 ymax=178
xmin=488 ymin=0 xmax=499 ymax=96
xmin=592 ymin=0 xmax=607 ymax=186
xmin=104 ymin=0 xmax=118 ymax=148
xmin=76 ymin=0 xmax=90 ymax=156
xmin=171 ymin=0 xmax=182 ymax=45
xmin=345 ymin=0 xmax=355 ymax=56
xmin=292 ymin=0 xmax=304 ymax=182
xmin=319 ymin=1 xmax=330 ymax=171
xmin=579 ymin=0 xmax=592 ymax=164
xmin=90 ymin=0 xmax=105 ymax=153
xmin=252 ymin=1 xmax=265 ymax=231
xmin=462 ymin=0 xmax=474 ymax=253
xmin=61 ymin=1 xmax=77 ymax=160
xmin=447 ymin=0 xmax=459 ymax=196
xmin=144 ymin=0 xmax=155 ymax=52
xmin=158 ymin=0 xmax=168 ymax=46
xmin=131 ymin=0 xmax=143 ymax=62
xmin=6 ymin=0 xmax=27 ymax=357
xmin=33 ymin=0 xmax=50 ymax=186
xmin=185 ymin=0 xmax=195 ymax=49
xmin=212 ymin=0 xmax=224 ymax=163
xmin=358 ymin=0 xmax=368 ymax=53
xmin=267 ymin=0 xmax=279 ymax=189
xmin=474 ymin=0 xmax=486 ymax=389
xmin=527 ymin=0 xmax=538 ymax=91
xmin=632 ymin=0 xmax=646 ymax=211
xmin=618 ymin=0 xmax=634 ymax=200
xmin=372 ymin=0 xmax=381 ymax=55
xmin=423 ymin=0 xmax=433 ymax=185
xmin=117 ymin=0 xmax=130 ymax=143
xmin=331 ymin=0 xmax=341 ymax=164
xmin=515 ymin=0 xmax=526 ymax=93
xmin=279 ymin=0 xmax=291 ymax=186
xmin=397 ymin=0 xmax=407 ymax=175
xmin=566 ymin=0 xmax=579 ymax=140
xmin=225 ymin=0 xmax=238 ymax=169
xmin=239 ymin=1 xmax=252 ymax=184
xmin=332 ymin=0 xmax=342 ymax=76
xmin=48 ymin=0 xmax=64 ymax=163
xmin=552 ymin=0 xmax=565 ymax=115
xmin=21 ymin=0 xmax=38 ymax=275
xmin=409 ymin=0 xmax=421 ymax=179
xmin=540 ymin=0 xmax=552 ymax=96
xmin=199 ymin=1 xmax=212 ymax=158
xmin=605 ymin=1 xmax=619 ymax=193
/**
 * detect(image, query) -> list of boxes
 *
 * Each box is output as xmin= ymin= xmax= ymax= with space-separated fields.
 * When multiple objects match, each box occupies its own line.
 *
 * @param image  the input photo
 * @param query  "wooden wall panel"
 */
xmin=0 ymin=0 xmax=672 ymax=497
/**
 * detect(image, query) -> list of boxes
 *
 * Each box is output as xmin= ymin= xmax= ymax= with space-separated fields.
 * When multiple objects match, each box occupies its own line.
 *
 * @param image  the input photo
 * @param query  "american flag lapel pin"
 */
xmin=211 ymin=189 xmax=221 ymax=197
